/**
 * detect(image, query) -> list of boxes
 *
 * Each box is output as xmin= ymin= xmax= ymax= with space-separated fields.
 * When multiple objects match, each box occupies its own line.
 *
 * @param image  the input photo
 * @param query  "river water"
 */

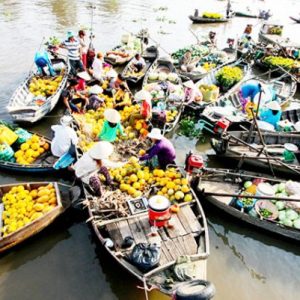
xmin=1 ymin=0 xmax=300 ymax=299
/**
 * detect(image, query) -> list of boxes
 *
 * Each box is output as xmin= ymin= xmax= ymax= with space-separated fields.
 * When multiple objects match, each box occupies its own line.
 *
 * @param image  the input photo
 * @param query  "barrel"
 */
xmin=148 ymin=195 xmax=170 ymax=227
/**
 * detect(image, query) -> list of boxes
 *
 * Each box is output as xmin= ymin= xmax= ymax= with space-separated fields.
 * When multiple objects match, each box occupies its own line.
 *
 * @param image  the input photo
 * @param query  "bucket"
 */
xmin=148 ymin=195 xmax=170 ymax=227
xmin=255 ymin=182 xmax=275 ymax=198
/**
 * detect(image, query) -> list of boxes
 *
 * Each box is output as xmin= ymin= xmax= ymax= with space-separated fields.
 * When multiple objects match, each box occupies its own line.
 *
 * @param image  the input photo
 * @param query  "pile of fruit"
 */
xmin=14 ymin=135 xmax=49 ymax=165
xmin=125 ymin=70 xmax=144 ymax=77
xmin=1 ymin=184 xmax=57 ymax=237
xmin=199 ymin=84 xmax=219 ymax=102
xmin=166 ymin=110 xmax=178 ymax=122
xmin=202 ymin=62 xmax=217 ymax=72
xmin=29 ymin=75 xmax=63 ymax=98
xmin=108 ymin=157 xmax=193 ymax=202
xmin=216 ymin=66 xmax=243 ymax=89
xmin=263 ymin=56 xmax=296 ymax=71
xmin=268 ymin=27 xmax=282 ymax=35
xmin=202 ymin=12 xmax=223 ymax=19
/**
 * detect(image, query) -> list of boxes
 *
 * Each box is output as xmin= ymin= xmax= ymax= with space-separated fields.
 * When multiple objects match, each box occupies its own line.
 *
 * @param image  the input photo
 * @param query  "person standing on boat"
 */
xmin=98 ymin=109 xmax=126 ymax=142
xmin=34 ymin=50 xmax=56 ymax=77
xmin=226 ymin=0 xmax=232 ymax=18
xmin=61 ymin=31 xmax=84 ymax=76
xmin=130 ymin=53 xmax=146 ymax=72
xmin=89 ymin=52 xmax=104 ymax=84
xmin=78 ymin=30 xmax=88 ymax=68
xmin=61 ymin=79 xmax=88 ymax=113
xmin=183 ymin=80 xmax=203 ymax=104
xmin=72 ymin=141 xmax=122 ymax=196
xmin=51 ymin=115 xmax=78 ymax=158
xmin=259 ymin=101 xmax=282 ymax=129
xmin=194 ymin=9 xmax=199 ymax=17
xmin=139 ymin=128 xmax=176 ymax=169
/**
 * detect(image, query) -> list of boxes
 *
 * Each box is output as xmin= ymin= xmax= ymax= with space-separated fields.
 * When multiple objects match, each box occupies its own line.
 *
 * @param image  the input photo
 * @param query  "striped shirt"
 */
xmin=63 ymin=38 xmax=81 ymax=60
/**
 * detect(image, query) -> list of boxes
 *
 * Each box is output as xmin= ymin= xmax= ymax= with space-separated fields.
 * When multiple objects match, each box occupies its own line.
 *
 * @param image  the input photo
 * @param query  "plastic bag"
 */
xmin=130 ymin=243 xmax=160 ymax=272
xmin=0 ymin=143 xmax=15 ymax=161
xmin=15 ymin=128 xmax=32 ymax=144
xmin=0 ymin=125 xmax=18 ymax=146
xmin=285 ymin=181 xmax=300 ymax=196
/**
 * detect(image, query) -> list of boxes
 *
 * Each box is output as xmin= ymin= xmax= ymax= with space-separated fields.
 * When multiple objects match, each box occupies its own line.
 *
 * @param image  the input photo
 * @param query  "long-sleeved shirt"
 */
xmin=259 ymin=109 xmax=282 ymax=128
xmin=98 ymin=120 xmax=124 ymax=142
xmin=140 ymin=137 xmax=176 ymax=169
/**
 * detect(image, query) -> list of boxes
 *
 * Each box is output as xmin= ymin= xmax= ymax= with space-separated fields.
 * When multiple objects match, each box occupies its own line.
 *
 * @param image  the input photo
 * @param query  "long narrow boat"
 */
xmin=84 ymin=173 xmax=210 ymax=296
xmin=142 ymin=57 xmax=185 ymax=134
xmin=185 ymin=59 xmax=250 ymax=114
xmin=200 ymin=74 xmax=297 ymax=129
xmin=121 ymin=47 xmax=159 ymax=85
xmin=189 ymin=15 xmax=230 ymax=24
xmin=7 ymin=54 xmax=69 ymax=123
xmin=194 ymin=168 xmax=300 ymax=242
xmin=235 ymin=11 xmax=263 ymax=18
xmin=210 ymin=130 xmax=300 ymax=177
xmin=0 ymin=132 xmax=56 ymax=173
xmin=0 ymin=182 xmax=70 ymax=253
xmin=104 ymin=45 xmax=135 ymax=66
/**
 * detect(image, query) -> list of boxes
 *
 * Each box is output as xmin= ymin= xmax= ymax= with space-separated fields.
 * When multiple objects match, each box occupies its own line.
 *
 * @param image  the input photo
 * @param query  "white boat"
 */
xmin=7 ymin=53 xmax=70 ymax=123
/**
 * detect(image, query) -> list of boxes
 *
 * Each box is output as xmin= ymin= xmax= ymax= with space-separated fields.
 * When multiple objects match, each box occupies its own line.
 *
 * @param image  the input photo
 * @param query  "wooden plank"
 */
xmin=182 ymin=233 xmax=198 ymax=255
xmin=163 ymin=239 xmax=181 ymax=261
xmin=106 ymin=223 xmax=123 ymax=249
xmin=128 ymin=218 xmax=147 ymax=244
xmin=178 ymin=235 xmax=189 ymax=254
xmin=177 ymin=208 xmax=192 ymax=234
xmin=117 ymin=220 xmax=133 ymax=241
xmin=165 ymin=214 xmax=187 ymax=239
xmin=160 ymin=243 xmax=173 ymax=263
xmin=181 ymin=205 xmax=201 ymax=234
xmin=171 ymin=237 xmax=186 ymax=256
xmin=139 ymin=216 xmax=161 ymax=245
xmin=157 ymin=227 xmax=168 ymax=241
xmin=159 ymin=250 xmax=168 ymax=266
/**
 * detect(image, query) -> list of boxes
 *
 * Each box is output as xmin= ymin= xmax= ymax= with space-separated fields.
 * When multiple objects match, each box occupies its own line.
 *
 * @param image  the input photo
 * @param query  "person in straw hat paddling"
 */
xmin=98 ymin=109 xmax=126 ymax=142
xmin=139 ymin=128 xmax=176 ymax=169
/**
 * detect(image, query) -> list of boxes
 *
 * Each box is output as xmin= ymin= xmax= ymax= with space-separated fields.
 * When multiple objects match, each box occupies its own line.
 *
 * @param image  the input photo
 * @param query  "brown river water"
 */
xmin=1 ymin=0 xmax=300 ymax=299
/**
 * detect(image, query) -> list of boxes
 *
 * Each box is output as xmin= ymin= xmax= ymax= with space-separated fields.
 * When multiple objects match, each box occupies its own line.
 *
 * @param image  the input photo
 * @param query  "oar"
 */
xmin=201 ymin=190 xmax=300 ymax=202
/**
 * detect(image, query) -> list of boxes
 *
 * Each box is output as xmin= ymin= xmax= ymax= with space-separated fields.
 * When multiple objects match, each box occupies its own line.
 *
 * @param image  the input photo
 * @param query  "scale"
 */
xmin=127 ymin=197 xmax=149 ymax=215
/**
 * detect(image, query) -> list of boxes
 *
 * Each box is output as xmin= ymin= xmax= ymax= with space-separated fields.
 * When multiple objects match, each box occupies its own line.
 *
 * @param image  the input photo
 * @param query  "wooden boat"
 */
xmin=185 ymin=59 xmax=250 ymax=114
xmin=7 ymin=55 xmax=69 ymax=124
xmin=200 ymin=74 xmax=297 ymax=129
xmin=290 ymin=16 xmax=300 ymax=23
xmin=189 ymin=15 xmax=230 ymax=24
xmin=0 ymin=182 xmax=70 ymax=253
xmin=194 ymin=168 xmax=300 ymax=242
xmin=104 ymin=45 xmax=134 ymax=66
xmin=0 ymin=132 xmax=56 ymax=173
xmin=235 ymin=11 xmax=263 ymax=18
xmin=210 ymin=130 xmax=300 ymax=177
xmin=84 ymin=172 xmax=210 ymax=296
xmin=142 ymin=57 xmax=185 ymax=134
xmin=121 ymin=47 xmax=159 ymax=85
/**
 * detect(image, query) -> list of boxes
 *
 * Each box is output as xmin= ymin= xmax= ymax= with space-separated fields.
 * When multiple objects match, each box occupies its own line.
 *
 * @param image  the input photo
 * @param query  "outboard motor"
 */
xmin=213 ymin=117 xmax=230 ymax=135
xmin=185 ymin=151 xmax=204 ymax=174
xmin=173 ymin=279 xmax=216 ymax=300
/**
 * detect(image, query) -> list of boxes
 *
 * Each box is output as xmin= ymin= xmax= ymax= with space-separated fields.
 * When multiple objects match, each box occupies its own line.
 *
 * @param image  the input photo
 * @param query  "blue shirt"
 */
xmin=259 ymin=109 xmax=282 ymax=128
xmin=241 ymin=82 xmax=261 ymax=100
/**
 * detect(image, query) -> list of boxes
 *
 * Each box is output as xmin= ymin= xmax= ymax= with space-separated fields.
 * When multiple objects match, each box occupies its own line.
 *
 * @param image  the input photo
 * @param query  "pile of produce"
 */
xmin=263 ymin=56 xmax=296 ymax=70
xmin=178 ymin=116 xmax=204 ymax=141
xmin=108 ymin=157 xmax=193 ymax=202
xmin=29 ymin=75 xmax=63 ymax=98
xmin=202 ymin=62 xmax=217 ymax=72
xmin=148 ymin=72 xmax=179 ymax=83
xmin=239 ymin=180 xmax=300 ymax=230
xmin=166 ymin=110 xmax=178 ymax=122
xmin=45 ymin=36 xmax=60 ymax=46
xmin=171 ymin=45 xmax=209 ymax=60
xmin=199 ymin=84 xmax=219 ymax=102
xmin=125 ymin=69 xmax=144 ymax=77
xmin=14 ymin=135 xmax=49 ymax=165
xmin=268 ymin=26 xmax=282 ymax=35
xmin=216 ymin=66 xmax=243 ymax=89
xmin=1 ymin=184 xmax=57 ymax=237
xmin=202 ymin=12 xmax=223 ymax=19
xmin=0 ymin=144 xmax=15 ymax=162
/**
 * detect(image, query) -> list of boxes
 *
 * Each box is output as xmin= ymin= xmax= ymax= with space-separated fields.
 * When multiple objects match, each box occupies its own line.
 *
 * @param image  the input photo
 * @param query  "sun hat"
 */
xmin=183 ymin=80 xmax=195 ymax=89
xmin=134 ymin=90 xmax=152 ymax=102
xmin=266 ymin=101 xmax=281 ymax=111
xmin=89 ymin=141 xmax=114 ymax=160
xmin=104 ymin=108 xmax=121 ymax=123
xmin=89 ymin=85 xmax=103 ymax=95
xmin=147 ymin=128 xmax=163 ymax=140
xmin=266 ymin=44 xmax=274 ymax=49
xmin=106 ymin=69 xmax=118 ymax=78
xmin=67 ymin=31 xmax=75 ymax=39
xmin=60 ymin=115 xmax=73 ymax=126
xmin=77 ymin=71 xmax=91 ymax=81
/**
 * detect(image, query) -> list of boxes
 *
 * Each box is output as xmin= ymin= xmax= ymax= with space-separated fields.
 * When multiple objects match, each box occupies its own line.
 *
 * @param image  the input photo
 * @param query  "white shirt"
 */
xmin=131 ymin=56 xmax=146 ymax=66
xmin=51 ymin=125 xmax=79 ymax=157
xmin=73 ymin=152 xmax=125 ymax=184
xmin=79 ymin=37 xmax=88 ymax=54
xmin=92 ymin=58 xmax=103 ymax=79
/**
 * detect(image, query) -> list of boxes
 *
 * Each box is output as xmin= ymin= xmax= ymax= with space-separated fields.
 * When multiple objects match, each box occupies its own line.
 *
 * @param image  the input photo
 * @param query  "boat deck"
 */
xmin=105 ymin=204 xmax=203 ymax=266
